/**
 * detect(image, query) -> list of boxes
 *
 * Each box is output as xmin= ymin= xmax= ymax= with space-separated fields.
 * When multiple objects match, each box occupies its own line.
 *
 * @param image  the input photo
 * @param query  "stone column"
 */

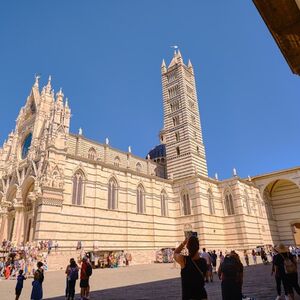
xmin=17 ymin=209 xmax=25 ymax=244
xmin=28 ymin=192 xmax=37 ymax=241
xmin=0 ymin=209 xmax=8 ymax=241
xmin=12 ymin=203 xmax=24 ymax=245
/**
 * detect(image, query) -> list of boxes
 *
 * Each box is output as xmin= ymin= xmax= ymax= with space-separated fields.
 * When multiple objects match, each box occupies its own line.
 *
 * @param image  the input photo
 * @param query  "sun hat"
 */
xmin=275 ymin=243 xmax=289 ymax=253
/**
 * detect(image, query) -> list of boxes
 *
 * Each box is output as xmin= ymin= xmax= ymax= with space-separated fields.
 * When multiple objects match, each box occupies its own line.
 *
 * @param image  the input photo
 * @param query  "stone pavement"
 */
xmin=0 ymin=263 xmax=299 ymax=300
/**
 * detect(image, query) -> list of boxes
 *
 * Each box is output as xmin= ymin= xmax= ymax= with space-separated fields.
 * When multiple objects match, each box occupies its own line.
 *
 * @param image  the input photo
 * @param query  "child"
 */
xmin=15 ymin=270 xmax=26 ymax=300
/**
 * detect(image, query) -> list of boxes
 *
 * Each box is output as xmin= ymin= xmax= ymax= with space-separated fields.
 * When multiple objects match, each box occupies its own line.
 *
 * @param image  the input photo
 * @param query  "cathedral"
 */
xmin=0 ymin=51 xmax=299 ymax=262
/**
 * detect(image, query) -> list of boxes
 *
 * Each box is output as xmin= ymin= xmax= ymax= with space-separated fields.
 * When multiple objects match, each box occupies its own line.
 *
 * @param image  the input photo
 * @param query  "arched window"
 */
xmin=181 ymin=191 xmax=191 ymax=215
xmin=225 ymin=193 xmax=235 ymax=215
xmin=208 ymin=189 xmax=215 ymax=215
xmin=136 ymin=163 xmax=142 ymax=173
xmin=244 ymin=191 xmax=251 ymax=215
xmin=176 ymin=147 xmax=180 ymax=156
xmin=114 ymin=156 xmax=120 ymax=167
xmin=108 ymin=178 xmax=118 ymax=210
xmin=88 ymin=148 xmax=96 ymax=160
xmin=137 ymin=185 xmax=145 ymax=214
xmin=161 ymin=190 xmax=168 ymax=217
xmin=72 ymin=170 xmax=84 ymax=205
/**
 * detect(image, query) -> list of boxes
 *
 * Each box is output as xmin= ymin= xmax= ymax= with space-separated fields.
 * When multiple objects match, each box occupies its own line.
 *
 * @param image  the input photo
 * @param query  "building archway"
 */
xmin=263 ymin=179 xmax=300 ymax=245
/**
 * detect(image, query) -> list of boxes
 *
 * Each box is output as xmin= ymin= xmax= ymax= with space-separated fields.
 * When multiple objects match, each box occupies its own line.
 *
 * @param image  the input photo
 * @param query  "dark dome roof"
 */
xmin=147 ymin=144 xmax=166 ymax=160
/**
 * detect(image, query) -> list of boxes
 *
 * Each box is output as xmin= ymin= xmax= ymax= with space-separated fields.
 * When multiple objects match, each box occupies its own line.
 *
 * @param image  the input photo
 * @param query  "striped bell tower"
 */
xmin=161 ymin=50 xmax=208 ymax=179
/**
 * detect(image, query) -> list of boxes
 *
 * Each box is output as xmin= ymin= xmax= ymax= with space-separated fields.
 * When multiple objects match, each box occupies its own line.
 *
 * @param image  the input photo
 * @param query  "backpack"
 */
xmin=221 ymin=256 xmax=239 ymax=278
xmin=86 ymin=263 xmax=92 ymax=277
xmin=69 ymin=267 xmax=78 ymax=281
xmin=282 ymin=255 xmax=297 ymax=274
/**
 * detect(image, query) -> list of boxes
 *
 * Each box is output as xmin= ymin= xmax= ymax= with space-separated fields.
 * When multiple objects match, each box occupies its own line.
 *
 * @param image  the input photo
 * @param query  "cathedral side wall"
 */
xmin=37 ymin=155 xmax=177 ymax=255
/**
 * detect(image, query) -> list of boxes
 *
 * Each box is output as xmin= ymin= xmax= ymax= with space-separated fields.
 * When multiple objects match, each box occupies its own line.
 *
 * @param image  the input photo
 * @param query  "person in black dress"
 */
xmin=174 ymin=236 xmax=208 ymax=300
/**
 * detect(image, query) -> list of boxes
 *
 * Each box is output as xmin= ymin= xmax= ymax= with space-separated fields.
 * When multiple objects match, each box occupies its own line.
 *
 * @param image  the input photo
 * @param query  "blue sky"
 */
xmin=0 ymin=1 xmax=299 ymax=180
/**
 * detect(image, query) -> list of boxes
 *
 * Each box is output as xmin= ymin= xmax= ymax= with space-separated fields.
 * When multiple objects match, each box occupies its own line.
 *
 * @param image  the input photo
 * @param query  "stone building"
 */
xmin=0 ymin=51 xmax=299 ymax=261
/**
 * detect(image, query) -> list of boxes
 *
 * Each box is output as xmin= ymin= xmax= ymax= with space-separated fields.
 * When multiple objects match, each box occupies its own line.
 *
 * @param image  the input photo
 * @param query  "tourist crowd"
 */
xmin=173 ymin=238 xmax=300 ymax=300
xmin=2 ymin=235 xmax=300 ymax=300
xmin=0 ymin=239 xmax=50 ymax=280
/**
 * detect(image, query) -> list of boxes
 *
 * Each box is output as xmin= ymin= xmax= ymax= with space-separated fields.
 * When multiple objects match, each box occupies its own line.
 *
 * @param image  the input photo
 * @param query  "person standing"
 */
xmin=30 ymin=262 xmax=44 ymax=300
xmin=15 ymin=269 xmax=26 ymax=300
xmin=244 ymin=250 xmax=249 ymax=266
xmin=211 ymin=250 xmax=217 ymax=274
xmin=219 ymin=251 xmax=225 ymax=265
xmin=271 ymin=246 xmax=289 ymax=300
xmin=274 ymin=243 xmax=300 ymax=300
xmin=252 ymin=249 xmax=257 ymax=264
xmin=218 ymin=251 xmax=243 ymax=300
xmin=65 ymin=258 xmax=79 ymax=300
xmin=80 ymin=256 xmax=92 ymax=300
xmin=174 ymin=236 xmax=208 ymax=300
xmin=201 ymin=248 xmax=212 ymax=283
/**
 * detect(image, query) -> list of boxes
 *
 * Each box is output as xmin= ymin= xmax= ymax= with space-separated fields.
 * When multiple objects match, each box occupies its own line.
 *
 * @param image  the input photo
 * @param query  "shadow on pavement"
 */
xmin=45 ymin=277 xmax=182 ymax=300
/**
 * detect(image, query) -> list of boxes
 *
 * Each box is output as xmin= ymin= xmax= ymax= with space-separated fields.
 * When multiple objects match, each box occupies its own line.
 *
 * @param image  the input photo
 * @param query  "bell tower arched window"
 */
xmin=225 ymin=193 xmax=235 ymax=215
xmin=137 ymin=185 xmax=145 ymax=214
xmin=181 ymin=191 xmax=191 ymax=215
xmin=108 ymin=178 xmax=118 ymax=210
xmin=72 ymin=171 xmax=84 ymax=205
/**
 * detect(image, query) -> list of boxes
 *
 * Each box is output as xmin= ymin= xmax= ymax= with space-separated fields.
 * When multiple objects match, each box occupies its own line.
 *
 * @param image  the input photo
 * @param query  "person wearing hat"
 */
xmin=273 ymin=243 xmax=300 ymax=300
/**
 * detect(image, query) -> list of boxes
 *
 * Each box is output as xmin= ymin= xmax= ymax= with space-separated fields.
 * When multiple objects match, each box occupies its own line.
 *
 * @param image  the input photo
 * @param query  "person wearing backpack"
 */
xmin=174 ymin=236 xmax=208 ymax=300
xmin=274 ymin=243 xmax=300 ymax=300
xmin=218 ymin=251 xmax=243 ymax=300
xmin=80 ymin=256 xmax=92 ymax=300
xmin=65 ymin=258 xmax=79 ymax=300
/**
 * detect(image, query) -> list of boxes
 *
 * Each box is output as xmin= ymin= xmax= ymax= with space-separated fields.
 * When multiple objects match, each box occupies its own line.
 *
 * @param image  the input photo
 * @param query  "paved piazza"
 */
xmin=0 ymin=263 xmax=299 ymax=300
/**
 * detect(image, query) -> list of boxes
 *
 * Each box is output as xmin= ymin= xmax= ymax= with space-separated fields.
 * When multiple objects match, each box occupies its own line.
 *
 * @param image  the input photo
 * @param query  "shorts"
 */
xmin=207 ymin=264 xmax=213 ymax=272
xmin=15 ymin=288 xmax=22 ymax=296
xmin=80 ymin=279 xmax=89 ymax=288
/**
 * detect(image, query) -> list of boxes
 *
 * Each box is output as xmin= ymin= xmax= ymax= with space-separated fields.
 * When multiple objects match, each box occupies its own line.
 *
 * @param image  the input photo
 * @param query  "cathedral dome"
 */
xmin=147 ymin=144 xmax=166 ymax=163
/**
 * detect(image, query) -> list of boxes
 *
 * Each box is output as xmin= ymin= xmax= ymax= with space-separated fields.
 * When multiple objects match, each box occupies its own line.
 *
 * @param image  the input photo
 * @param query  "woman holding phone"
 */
xmin=174 ymin=236 xmax=208 ymax=300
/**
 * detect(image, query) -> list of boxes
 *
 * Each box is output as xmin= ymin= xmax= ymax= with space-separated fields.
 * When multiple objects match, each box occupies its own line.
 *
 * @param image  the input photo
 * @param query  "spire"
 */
xmin=45 ymin=75 xmax=52 ymax=93
xmin=55 ymin=88 xmax=64 ymax=107
xmin=161 ymin=59 xmax=167 ymax=74
xmin=33 ymin=74 xmax=40 ymax=88
xmin=188 ymin=59 xmax=193 ymax=68
xmin=177 ymin=49 xmax=182 ymax=58
xmin=65 ymin=97 xmax=69 ymax=109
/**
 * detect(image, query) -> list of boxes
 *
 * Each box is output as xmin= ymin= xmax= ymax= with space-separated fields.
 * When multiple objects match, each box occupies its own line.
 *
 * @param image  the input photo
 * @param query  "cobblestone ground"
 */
xmin=0 ymin=263 xmax=299 ymax=300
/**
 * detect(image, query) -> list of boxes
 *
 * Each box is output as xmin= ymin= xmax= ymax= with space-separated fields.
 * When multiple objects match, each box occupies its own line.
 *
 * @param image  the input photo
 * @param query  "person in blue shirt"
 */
xmin=15 ymin=269 xmax=26 ymax=300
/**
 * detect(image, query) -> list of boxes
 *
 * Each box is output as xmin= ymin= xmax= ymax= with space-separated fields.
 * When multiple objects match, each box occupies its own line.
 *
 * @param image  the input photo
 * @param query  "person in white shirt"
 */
xmin=200 ymin=248 xmax=212 ymax=283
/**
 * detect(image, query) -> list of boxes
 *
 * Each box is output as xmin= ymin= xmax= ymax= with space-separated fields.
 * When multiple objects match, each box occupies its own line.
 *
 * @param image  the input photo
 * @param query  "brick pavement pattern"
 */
xmin=0 ymin=263 xmax=299 ymax=299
